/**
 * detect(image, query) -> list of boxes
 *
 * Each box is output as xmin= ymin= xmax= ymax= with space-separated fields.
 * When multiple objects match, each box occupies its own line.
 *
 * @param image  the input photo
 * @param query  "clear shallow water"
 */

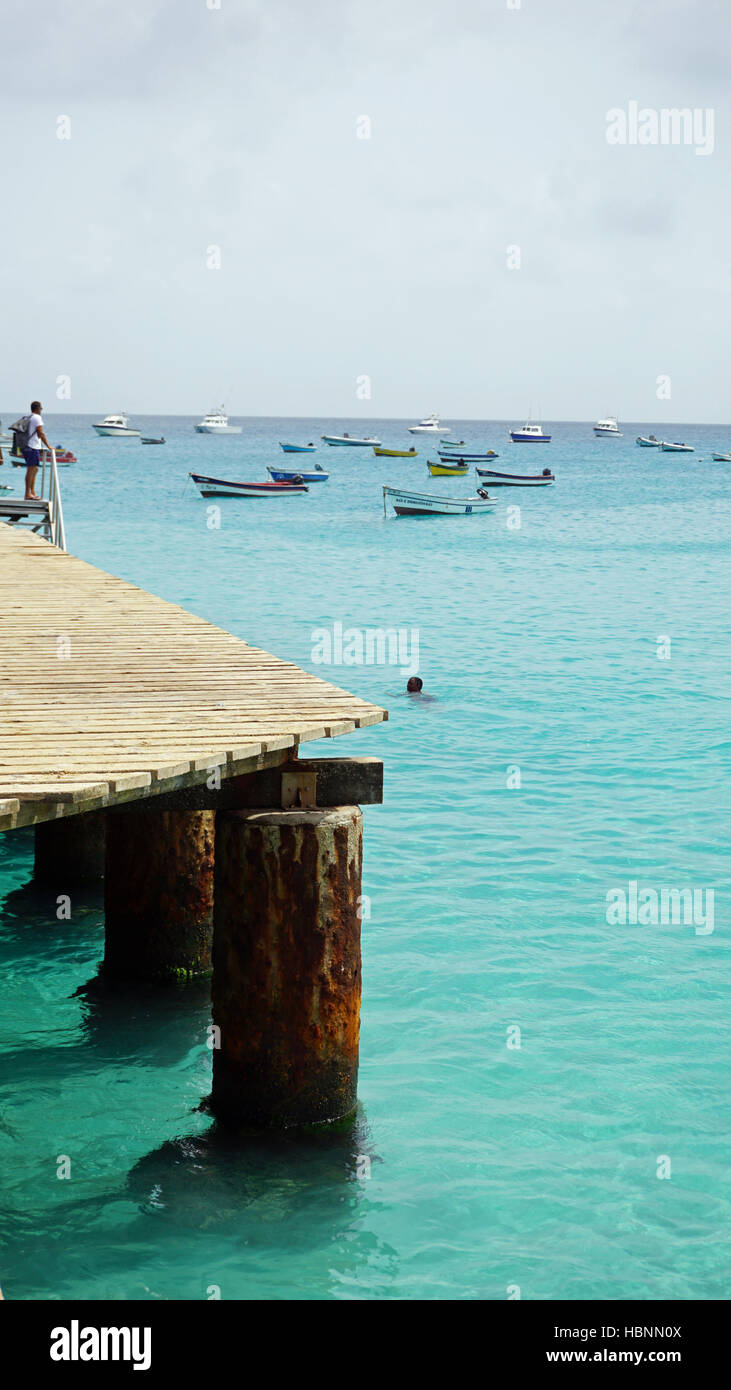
xmin=0 ymin=415 xmax=729 ymax=1300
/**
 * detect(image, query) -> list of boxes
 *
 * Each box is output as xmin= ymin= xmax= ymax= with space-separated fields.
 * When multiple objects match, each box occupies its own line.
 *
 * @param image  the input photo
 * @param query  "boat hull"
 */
xmin=712 ymin=453 xmax=731 ymax=462
xmin=373 ymin=447 xmax=418 ymax=457
xmin=428 ymin=463 xmax=469 ymax=476
xmin=437 ymin=450 xmax=498 ymax=462
xmin=267 ymin=467 xmax=328 ymax=482
xmin=408 ymin=426 xmax=451 ymax=435
xmin=190 ymin=473 xmax=307 ymax=497
xmin=475 ymin=468 xmax=554 ymax=486
xmin=280 ymin=443 xmax=316 ymax=453
xmin=194 ymin=424 xmax=242 ymax=434
xmin=636 ymin=437 xmax=660 ymax=447
xmin=593 ymin=428 xmax=622 ymax=436
xmin=660 ymin=443 xmax=694 ymax=453
xmin=321 ymin=435 xmax=381 ymax=447
xmin=93 ymin=425 xmax=140 ymax=437
xmin=383 ymin=485 xmax=495 ymax=516
xmin=510 ymin=431 xmax=551 ymax=443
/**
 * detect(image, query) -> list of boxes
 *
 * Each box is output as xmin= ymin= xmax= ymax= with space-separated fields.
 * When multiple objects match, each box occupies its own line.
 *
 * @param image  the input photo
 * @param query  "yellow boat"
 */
xmin=428 ymin=460 xmax=469 ymax=476
xmin=373 ymin=446 xmax=418 ymax=457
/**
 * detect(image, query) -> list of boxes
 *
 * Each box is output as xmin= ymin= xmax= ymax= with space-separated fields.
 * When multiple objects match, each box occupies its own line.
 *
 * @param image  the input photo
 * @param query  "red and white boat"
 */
xmin=190 ymin=472 xmax=308 ymax=497
xmin=12 ymin=445 xmax=77 ymax=466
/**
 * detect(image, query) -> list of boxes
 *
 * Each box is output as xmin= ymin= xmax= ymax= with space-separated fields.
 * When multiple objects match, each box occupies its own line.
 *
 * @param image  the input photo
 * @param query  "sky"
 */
xmin=1 ymin=0 xmax=729 ymax=421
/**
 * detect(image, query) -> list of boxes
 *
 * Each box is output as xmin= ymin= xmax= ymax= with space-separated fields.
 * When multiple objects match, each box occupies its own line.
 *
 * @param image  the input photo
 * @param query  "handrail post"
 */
xmin=48 ymin=449 xmax=66 ymax=552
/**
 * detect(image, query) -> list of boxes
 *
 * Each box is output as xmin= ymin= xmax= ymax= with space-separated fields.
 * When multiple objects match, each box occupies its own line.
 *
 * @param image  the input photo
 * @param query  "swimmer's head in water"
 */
xmin=407 ymin=676 xmax=423 ymax=693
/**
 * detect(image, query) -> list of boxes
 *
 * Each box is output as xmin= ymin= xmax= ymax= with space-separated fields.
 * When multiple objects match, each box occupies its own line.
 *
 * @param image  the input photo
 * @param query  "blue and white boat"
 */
xmin=280 ymin=442 xmax=317 ymax=453
xmin=636 ymin=435 xmax=660 ymax=447
xmin=267 ymin=465 xmax=329 ymax=483
xmin=510 ymin=422 xmax=551 ymax=443
xmin=437 ymin=448 xmax=499 ymax=462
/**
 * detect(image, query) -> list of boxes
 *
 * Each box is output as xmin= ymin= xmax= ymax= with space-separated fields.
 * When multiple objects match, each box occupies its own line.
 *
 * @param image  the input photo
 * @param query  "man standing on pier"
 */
xmin=21 ymin=401 xmax=52 ymax=501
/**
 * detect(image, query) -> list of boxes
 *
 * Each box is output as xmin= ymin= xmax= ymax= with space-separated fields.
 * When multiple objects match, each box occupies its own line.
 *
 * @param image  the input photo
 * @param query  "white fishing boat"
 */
xmin=509 ymin=422 xmax=551 ymax=443
xmin=408 ymin=413 xmax=451 ymax=435
xmin=92 ymin=413 xmax=140 ymax=437
xmin=194 ymin=406 xmax=242 ymax=434
xmin=660 ymin=440 xmax=694 ymax=453
xmin=383 ymin=484 xmax=495 ymax=516
xmin=593 ymin=416 xmax=622 ymax=436
xmin=321 ymin=432 xmax=381 ymax=447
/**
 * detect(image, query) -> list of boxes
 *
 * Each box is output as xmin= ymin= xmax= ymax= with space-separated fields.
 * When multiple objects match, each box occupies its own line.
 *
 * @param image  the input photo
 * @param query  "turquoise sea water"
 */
xmin=1 ymin=415 xmax=729 ymax=1301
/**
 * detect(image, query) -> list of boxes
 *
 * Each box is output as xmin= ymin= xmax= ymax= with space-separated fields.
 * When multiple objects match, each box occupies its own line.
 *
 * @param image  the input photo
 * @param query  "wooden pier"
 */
xmin=0 ymin=522 xmax=387 ymax=1129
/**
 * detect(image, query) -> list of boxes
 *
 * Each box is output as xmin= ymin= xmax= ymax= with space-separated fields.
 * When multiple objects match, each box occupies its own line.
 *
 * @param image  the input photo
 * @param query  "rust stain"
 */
xmin=212 ymin=807 xmax=363 ymax=1127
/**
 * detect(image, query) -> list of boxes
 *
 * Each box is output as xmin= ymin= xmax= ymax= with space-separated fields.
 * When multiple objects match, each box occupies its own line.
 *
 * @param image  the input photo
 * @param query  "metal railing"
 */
xmin=39 ymin=448 xmax=67 ymax=551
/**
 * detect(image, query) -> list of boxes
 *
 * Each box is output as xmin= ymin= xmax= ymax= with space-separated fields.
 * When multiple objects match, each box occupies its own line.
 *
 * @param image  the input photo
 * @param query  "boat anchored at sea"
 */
xmin=267 ymin=465 xmax=328 ymax=483
xmin=510 ymin=421 xmax=551 ymax=443
xmin=437 ymin=447 xmax=499 ymax=462
xmin=195 ymin=407 xmax=242 ymax=435
xmin=373 ymin=446 xmax=418 ymax=457
xmin=383 ymin=484 xmax=495 ymax=516
xmin=92 ymin=413 xmax=140 ymax=438
xmin=660 ymin=440 xmax=694 ymax=453
xmin=475 ymin=466 xmax=554 ymax=487
xmin=594 ymin=416 xmax=622 ymax=437
xmin=636 ymin=434 xmax=660 ymax=447
xmin=428 ymin=459 xmax=469 ymax=476
xmin=408 ymin=413 xmax=451 ymax=436
xmin=190 ymin=473 xmax=308 ymax=497
xmin=321 ymin=432 xmax=381 ymax=447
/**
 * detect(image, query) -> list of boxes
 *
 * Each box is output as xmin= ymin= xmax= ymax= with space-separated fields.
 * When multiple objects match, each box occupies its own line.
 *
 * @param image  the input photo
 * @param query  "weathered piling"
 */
xmin=211 ymin=805 xmax=363 ymax=1129
xmin=34 ymin=809 xmax=107 ymax=886
xmin=104 ymin=809 xmax=215 ymax=982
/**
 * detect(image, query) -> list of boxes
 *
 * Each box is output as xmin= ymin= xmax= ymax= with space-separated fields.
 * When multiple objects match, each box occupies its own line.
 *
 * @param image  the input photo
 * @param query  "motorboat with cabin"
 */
xmin=194 ymin=407 xmax=242 ymax=435
xmin=408 ymin=413 xmax=451 ymax=435
xmin=593 ymin=416 xmax=622 ymax=436
xmin=92 ymin=413 xmax=141 ymax=437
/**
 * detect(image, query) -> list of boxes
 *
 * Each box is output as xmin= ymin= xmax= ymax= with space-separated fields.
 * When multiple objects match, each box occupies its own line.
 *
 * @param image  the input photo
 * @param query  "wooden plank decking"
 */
xmin=0 ymin=525 xmax=387 ymax=829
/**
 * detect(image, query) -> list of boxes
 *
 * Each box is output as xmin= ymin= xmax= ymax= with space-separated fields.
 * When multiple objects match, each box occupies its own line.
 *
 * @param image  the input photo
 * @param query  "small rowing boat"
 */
xmin=190 ymin=473 xmax=308 ymax=497
xmin=321 ymin=432 xmax=381 ymax=447
xmin=141 ymin=437 xmax=165 ymax=445
xmin=267 ymin=465 xmax=329 ymax=482
xmin=438 ymin=439 xmax=467 ymax=449
xmin=383 ymin=484 xmax=495 ymax=516
xmin=475 ymin=466 xmax=554 ymax=486
xmin=373 ymin=446 xmax=418 ymax=457
xmin=280 ymin=442 xmax=316 ymax=452
xmin=660 ymin=441 xmax=694 ymax=453
xmin=437 ymin=448 xmax=499 ymax=462
xmin=428 ymin=460 xmax=469 ymax=476
xmin=636 ymin=434 xmax=660 ymax=447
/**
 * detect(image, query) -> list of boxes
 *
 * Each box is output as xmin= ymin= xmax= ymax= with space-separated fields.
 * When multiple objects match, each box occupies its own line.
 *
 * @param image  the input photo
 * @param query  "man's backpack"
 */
xmin=9 ymin=416 xmax=32 ymax=450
